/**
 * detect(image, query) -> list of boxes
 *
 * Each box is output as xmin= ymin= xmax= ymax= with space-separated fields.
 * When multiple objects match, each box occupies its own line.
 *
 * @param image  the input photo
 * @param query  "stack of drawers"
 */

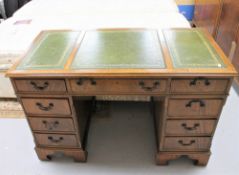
xmin=13 ymin=78 xmax=89 ymax=161
xmin=156 ymin=77 xmax=232 ymax=165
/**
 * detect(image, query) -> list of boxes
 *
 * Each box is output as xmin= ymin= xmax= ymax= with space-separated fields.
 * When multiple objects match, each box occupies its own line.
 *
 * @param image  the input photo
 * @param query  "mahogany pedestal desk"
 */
xmin=6 ymin=29 xmax=237 ymax=166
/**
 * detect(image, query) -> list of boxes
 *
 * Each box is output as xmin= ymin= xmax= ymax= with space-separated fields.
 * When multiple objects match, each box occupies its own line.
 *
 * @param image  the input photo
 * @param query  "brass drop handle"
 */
xmin=138 ymin=81 xmax=160 ymax=91
xmin=42 ymin=120 xmax=59 ymax=130
xmin=178 ymin=140 xmax=195 ymax=146
xmin=36 ymin=102 xmax=54 ymax=111
xmin=48 ymin=136 xmax=63 ymax=143
xmin=185 ymin=99 xmax=205 ymax=108
xmin=30 ymin=81 xmax=49 ymax=90
xmin=190 ymin=78 xmax=210 ymax=86
xmin=181 ymin=123 xmax=200 ymax=131
xmin=76 ymin=79 xmax=96 ymax=86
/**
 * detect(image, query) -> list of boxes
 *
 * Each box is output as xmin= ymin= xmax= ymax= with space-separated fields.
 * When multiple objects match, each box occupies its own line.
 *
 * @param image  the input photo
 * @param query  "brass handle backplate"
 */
xmin=189 ymin=77 xmax=210 ymax=86
xmin=185 ymin=99 xmax=205 ymax=108
xmin=181 ymin=123 xmax=200 ymax=131
xmin=76 ymin=78 xmax=96 ymax=86
xmin=36 ymin=102 xmax=54 ymax=111
xmin=139 ymin=81 xmax=160 ymax=91
xmin=30 ymin=81 xmax=49 ymax=90
xmin=42 ymin=120 xmax=59 ymax=130
xmin=48 ymin=136 xmax=63 ymax=143
xmin=178 ymin=140 xmax=195 ymax=146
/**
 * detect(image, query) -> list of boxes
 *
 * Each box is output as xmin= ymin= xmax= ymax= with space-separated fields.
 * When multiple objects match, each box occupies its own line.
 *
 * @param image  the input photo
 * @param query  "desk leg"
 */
xmin=156 ymin=151 xmax=211 ymax=166
xmin=35 ymin=147 xmax=87 ymax=162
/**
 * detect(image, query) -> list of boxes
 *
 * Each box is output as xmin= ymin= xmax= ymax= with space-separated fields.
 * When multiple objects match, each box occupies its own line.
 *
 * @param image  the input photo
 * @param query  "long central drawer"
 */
xmin=69 ymin=78 xmax=167 ymax=95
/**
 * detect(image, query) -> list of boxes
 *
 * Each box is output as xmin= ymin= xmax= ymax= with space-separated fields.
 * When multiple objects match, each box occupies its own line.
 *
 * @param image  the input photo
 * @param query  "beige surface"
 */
xmin=0 ymin=99 xmax=25 ymax=118
xmin=0 ymin=72 xmax=15 ymax=98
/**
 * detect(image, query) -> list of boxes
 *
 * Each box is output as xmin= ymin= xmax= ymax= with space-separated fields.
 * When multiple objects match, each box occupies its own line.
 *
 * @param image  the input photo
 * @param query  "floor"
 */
xmin=0 ymin=87 xmax=239 ymax=175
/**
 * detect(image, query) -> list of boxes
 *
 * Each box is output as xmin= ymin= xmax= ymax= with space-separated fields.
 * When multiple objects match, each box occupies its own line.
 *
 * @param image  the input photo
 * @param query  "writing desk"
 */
xmin=7 ymin=29 xmax=237 ymax=166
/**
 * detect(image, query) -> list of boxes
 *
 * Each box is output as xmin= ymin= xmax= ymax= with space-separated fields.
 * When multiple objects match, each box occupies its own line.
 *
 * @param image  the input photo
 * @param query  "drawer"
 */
xmin=21 ymin=98 xmax=71 ymax=116
xmin=165 ymin=120 xmax=216 ymax=136
xmin=29 ymin=117 xmax=75 ymax=132
xmin=162 ymin=137 xmax=211 ymax=151
xmin=14 ymin=79 xmax=67 ymax=93
xmin=170 ymin=78 xmax=229 ymax=94
xmin=168 ymin=98 xmax=223 ymax=118
xmin=69 ymin=78 xmax=167 ymax=95
xmin=34 ymin=133 xmax=79 ymax=147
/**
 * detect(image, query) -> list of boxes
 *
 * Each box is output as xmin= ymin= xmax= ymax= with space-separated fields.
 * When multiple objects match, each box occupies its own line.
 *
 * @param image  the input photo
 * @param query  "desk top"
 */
xmin=7 ymin=28 xmax=237 ymax=77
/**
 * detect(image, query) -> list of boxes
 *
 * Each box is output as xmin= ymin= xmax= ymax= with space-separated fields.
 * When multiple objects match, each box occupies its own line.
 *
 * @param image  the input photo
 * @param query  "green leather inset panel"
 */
xmin=17 ymin=31 xmax=80 ymax=70
xmin=163 ymin=29 xmax=226 ymax=68
xmin=71 ymin=30 xmax=165 ymax=69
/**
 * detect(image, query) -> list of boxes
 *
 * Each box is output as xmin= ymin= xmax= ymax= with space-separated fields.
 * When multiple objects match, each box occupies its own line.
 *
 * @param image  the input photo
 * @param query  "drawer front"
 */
xmin=168 ymin=98 xmax=223 ymax=118
xmin=162 ymin=137 xmax=211 ymax=151
xmin=170 ymin=78 xmax=229 ymax=94
xmin=35 ymin=133 xmax=79 ymax=147
xmin=165 ymin=120 xmax=216 ymax=136
xmin=29 ymin=117 xmax=75 ymax=132
xmin=69 ymin=79 xmax=167 ymax=95
xmin=14 ymin=79 xmax=66 ymax=93
xmin=21 ymin=98 xmax=71 ymax=116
